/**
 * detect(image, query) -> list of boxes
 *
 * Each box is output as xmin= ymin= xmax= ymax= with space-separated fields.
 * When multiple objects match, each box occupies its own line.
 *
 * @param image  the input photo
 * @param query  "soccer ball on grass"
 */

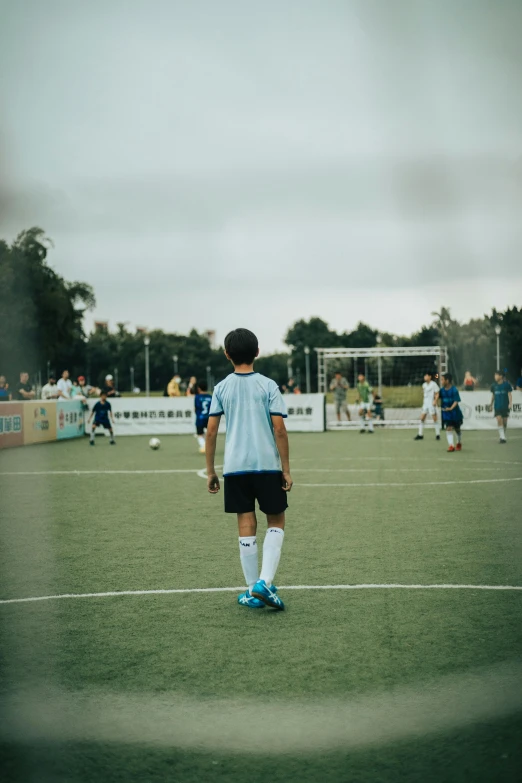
xmin=149 ymin=438 xmax=161 ymax=450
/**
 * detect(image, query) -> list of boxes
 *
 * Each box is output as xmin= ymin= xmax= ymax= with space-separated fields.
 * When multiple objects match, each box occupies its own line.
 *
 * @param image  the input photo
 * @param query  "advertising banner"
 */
xmin=0 ymin=403 xmax=24 ymax=449
xmin=57 ymin=400 xmax=85 ymax=439
xmin=86 ymin=394 xmax=326 ymax=435
xmin=23 ymin=402 xmax=57 ymax=445
xmin=460 ymin=390 xmax=522 ymax=429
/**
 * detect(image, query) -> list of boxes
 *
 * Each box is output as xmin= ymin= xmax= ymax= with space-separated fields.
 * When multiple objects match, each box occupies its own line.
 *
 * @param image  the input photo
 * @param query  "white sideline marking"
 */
xmin=2 ymin=662 xmax=522 ymax=752
xmin=1 ymin=583 xmax=521 ymax=605
xmin=299 ymin=477 xmax=522 ymax=488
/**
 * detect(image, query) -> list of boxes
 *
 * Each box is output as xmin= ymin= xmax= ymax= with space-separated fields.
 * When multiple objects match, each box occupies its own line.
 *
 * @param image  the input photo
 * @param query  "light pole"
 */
xmin=495 ymin=325 xmax=501 ymax=369
xmin=130 ymin=366 xmax=135 ymax=391
xmin=173 ymin=354 xmax=178 ymax=375
xmin=144 ymin=336 xmax=150 ymax=397
xmin=376 ymin=335 xmax=382 ymax=396
xmin=304 ymin=346 xmax=311 ymax=394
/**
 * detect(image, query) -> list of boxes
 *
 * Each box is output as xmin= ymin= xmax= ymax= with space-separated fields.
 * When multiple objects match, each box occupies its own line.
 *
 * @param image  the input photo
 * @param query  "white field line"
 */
xmin=299 ymin=477 xmax=522 ymax=488
xmin=2 ymin=662 xmax=522 ymax=752
xmin=1 ymin=583 xmax=521 ymax=606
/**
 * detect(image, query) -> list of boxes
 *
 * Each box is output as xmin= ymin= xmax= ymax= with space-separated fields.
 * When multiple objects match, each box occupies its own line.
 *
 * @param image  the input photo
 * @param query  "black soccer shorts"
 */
xmin=494 ymin=408 xmax=510 ymax=419
xmin=224 ymin=472 xmax=288 ymax=515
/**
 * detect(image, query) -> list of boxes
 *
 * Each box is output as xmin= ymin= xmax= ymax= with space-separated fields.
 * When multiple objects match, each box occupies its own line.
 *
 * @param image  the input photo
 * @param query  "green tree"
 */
xmin=0 ymin=228 xmax=95 ymax=381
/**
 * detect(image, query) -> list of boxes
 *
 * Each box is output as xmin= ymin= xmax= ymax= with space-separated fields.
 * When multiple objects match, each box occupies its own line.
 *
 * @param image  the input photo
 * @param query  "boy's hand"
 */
xmin=207 ymin=473 xmax=220 ymax=494
xmin=282 ymin=471 xmax=293 ymax=492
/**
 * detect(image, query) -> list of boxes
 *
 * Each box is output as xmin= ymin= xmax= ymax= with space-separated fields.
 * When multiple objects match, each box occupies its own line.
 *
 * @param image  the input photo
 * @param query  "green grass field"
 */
xmin=1 ymin=431 xmax=522 ymax=783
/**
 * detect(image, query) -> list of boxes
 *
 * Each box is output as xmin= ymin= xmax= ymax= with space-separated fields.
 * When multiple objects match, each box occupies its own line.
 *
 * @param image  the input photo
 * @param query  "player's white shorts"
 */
xmin=359 ymin=402 xmax=371 ymax=412
xmin=421 ymin=405 xmax=437 ymax=416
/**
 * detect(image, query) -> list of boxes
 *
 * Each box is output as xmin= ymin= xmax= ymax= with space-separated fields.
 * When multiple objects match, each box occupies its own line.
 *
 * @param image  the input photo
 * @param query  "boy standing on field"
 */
xmin=205 ymin=328 xmax=293 ymax=611
xmin=490 ymin=370 xmax=513 ymax=444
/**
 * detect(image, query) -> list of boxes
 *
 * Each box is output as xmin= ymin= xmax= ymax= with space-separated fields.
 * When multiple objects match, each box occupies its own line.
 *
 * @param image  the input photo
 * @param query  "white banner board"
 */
xmin=87 ymin=394 xmax=325 ymax=435
xmin=460 ymin=390 xmax=522 ymax=429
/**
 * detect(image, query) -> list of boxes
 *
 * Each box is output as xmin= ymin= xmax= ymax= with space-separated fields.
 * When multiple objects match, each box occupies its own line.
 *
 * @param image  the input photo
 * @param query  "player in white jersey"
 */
xmin=414 ymin=371 xmax=441 ymax=440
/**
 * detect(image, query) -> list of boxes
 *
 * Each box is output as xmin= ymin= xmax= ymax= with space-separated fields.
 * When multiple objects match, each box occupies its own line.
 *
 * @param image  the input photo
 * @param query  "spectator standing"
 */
xmin=330 ymin=371 xmax=351 ymax=422
xmin=41 ymin=375 xmax=60 ymax=400
xmin=167 ymin=375 xmax=181 ymax=397
xmin=77 ymin=376 xmax=95 ymax=397
xmin=0 ymin=375 xmax=11 ymax=401
xmin=57 ymin=370 xmax=73 ymax=399
xmin=516 ymin=369 xmax=522 ymax=391
xmin=463 ymin=370 xmax=477 ymax=391
xmin=101 ymin=374 xmax=121 ymax=398
xmin=14 ymin=372 xmax=35 ymax=400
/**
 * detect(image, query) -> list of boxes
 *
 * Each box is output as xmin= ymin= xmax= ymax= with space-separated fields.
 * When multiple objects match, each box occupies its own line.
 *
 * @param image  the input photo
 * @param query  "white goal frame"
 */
xmin=315 ymin=345 xmax=449 ymax=395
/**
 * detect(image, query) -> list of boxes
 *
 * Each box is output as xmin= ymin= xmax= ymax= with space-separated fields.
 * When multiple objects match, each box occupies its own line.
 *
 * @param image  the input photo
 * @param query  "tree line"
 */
xmin=1 ymin=228 xmax=520 ymax=391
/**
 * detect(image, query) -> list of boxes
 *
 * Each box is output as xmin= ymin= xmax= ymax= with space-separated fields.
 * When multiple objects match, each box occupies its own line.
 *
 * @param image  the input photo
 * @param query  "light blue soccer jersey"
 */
xmin=209 ymin=372 xmax=287 ymax=476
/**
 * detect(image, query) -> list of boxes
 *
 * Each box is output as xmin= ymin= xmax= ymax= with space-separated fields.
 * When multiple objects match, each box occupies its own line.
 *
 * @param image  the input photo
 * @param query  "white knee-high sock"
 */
xmin=259 ymin=528 xmax=285 ymax=585
xmin=498 ymin=426 xmax=505 ymax=440
xmin=446 ymin=431 xmax=454 ymax=446
xmin=197 ymin=435 xmax=205 ymax=448
xmin=239 ymin=536 xmax=258 ymax=590
xmin=418 ymin=421 xmax=424 ymax=436
xmin=434 ymin=420 xmax=440 ymax=436
xmin=368 ymin=418 xmax=374 ymax=432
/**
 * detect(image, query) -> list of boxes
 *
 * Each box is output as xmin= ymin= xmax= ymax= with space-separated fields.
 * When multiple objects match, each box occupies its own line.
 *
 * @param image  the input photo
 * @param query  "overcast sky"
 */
xmin=1 ymin=0 xmax=521 ymax=351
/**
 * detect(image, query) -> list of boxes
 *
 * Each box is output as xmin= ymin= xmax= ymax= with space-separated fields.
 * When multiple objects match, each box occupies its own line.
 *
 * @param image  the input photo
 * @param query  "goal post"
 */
xmin=316 ymin=345 xmax=449 ymax=429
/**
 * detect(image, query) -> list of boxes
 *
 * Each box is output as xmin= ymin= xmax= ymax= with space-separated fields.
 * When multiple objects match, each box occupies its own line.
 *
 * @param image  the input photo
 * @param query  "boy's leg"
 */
xmin=90 ymin=424 xmax=96 ymax=444
xmin=455 ymin=427 xmax=462 ymax=447
xmin=259 ymin=514 xmax=285 ymax=586
xmin=109 ymin=427 xmax=115 ymax=444
xmin=433 ymin=413 xmax=441 ymax=437
xmin=496 ymin=414 xmax=506 ymax=441
xmin=446 ymin=425 xmax=454 ymax=448
xmin=238 ymin=512 xmax=259 ymax=590
xmin=367 ymin=411 xmax=374 ymax=432
xmin=418 ymin=412 xmax=426 ymax=437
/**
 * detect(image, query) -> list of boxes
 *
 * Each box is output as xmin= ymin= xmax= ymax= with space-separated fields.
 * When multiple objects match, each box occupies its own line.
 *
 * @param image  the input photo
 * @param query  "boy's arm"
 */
xmin=205 ymin=415 xmax=221 ymax=493
xmin=271 ymin=415 xmax=293 ymax=492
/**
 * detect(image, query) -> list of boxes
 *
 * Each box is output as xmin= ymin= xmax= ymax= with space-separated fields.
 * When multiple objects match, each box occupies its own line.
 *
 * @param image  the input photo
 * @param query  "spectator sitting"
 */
xmin=0 ymin=375 xmax=11 ymax=401
xmin=57 ymin=369 xmax=73 ymax=399
xmin=286 ymin=377 xmax=296 ymax=394
xmin=101 ymin=374 xmax=121 ymax=398
xmin=280 ymin=384 xmax=288 ymax=394
xmin=516 ymin=368 xmax=522 ymax=391
xmin=41 ymin=375 xmax=60 ymax=400
xmin=372 ymin=392 xmax=385 ymax=423
xmin=167 ymin=375 xmax=181 ymax=397
xmin=293 ymin=385 xmax=302 ymax=394
xmin=463 ymin=370 xmax=477 ymax=391
xmin=186 ymin=375 xmax=197 ymax=396
xmin=14 ymin=372 xmax=35 ymax=400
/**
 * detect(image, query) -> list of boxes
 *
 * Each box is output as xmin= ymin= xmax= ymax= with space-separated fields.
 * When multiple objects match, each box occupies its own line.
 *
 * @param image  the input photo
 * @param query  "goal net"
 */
xmin=316 ymin=346 xmax=449 ymax=429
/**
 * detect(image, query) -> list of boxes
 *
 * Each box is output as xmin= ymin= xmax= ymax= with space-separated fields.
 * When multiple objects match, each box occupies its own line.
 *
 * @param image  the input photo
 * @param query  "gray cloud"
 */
xmin=1 ymin=0 xmax=521 ymax=348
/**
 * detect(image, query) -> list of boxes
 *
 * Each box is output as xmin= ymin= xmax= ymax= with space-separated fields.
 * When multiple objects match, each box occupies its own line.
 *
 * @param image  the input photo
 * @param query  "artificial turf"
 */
xmin=1 ymin=430 xmax=521 ymax=782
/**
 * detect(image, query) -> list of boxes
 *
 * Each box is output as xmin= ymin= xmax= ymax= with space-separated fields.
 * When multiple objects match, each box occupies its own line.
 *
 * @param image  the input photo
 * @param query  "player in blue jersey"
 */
xmin=490 ymin=370 xmax=513 ymax=444
xmin=439 ymin=373 xmax=463 ymax=452
xmin=194 ymin=380 xmax=212 ymax=453
xmin=88 ymin=391 xmax=116 ymax=445
xmin=205 ymin=328 xmax=292 ymax=611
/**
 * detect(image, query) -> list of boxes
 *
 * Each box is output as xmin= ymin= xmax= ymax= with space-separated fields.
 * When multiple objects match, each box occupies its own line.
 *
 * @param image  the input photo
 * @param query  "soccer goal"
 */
xmin=316 ymin=345 xmax=449 ymax=429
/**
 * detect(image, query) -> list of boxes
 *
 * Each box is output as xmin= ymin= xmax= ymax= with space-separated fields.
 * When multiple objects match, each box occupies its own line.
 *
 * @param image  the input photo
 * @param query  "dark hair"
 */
xmin=495 ymin=369 xmax=505 ymax=377
xmin=224 ymin=328 xmax=258 ymax=365
xmin=100 ymin=389 xmax=107 ymax=396
xmin=198 ymin=380 xmax=208 ymax=392
xmin=442 ymin=372 xmax=452 ymax=382
xmin=425 ymin=370 xmax=433 ymax=378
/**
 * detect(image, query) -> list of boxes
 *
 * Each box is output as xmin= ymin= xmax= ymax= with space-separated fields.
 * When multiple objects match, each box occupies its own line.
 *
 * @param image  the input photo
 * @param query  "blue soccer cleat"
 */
xmin=237 ymin=590 xmax=265 ymax=608
xmin=251 ymin=580 xmax=285 ymax=610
